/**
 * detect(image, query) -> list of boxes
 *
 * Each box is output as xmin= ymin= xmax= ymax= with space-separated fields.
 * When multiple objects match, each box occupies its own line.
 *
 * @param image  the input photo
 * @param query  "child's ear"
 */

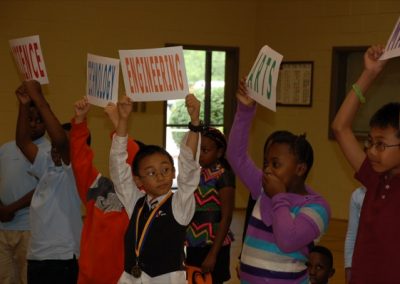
xmin=329 ymin=268 xmax=336 ymax=278
xmin=296 ymin=163 xmax=307 ymax=177
xmin=133 ymin=175 xmax=143 ymax=188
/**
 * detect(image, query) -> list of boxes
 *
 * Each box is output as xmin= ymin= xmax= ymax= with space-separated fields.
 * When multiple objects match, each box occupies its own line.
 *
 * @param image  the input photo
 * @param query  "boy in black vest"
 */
xmin=109 ymin=94 xmax=201 ymax=283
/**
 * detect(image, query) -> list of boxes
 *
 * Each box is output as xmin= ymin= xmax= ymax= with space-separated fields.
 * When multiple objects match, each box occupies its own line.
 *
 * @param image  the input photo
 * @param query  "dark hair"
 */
xmin=311 ymin=245 xmax=334 ymax=268
xmin=134 ymin=139 xmax=146 ymax=150
xmin=370 ymin=102 xmax=400 ymax=138
xmin=202 ymin=127 xmax=227 ymax=154
xmin=202 ymin=126 xmax=232 ymax=169
xmin=132 ymin=145 xmax=174 ymax=176
xmin=263 ymin=130 xmax=314 ymax=178
xmin=62 ymin=123 xmax=72 ymax=131
xmin=62 ymin=122 xmax=91 ymax=146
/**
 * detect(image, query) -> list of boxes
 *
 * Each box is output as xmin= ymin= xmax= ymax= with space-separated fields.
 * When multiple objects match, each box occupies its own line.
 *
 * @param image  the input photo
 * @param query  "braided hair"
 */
xmin=202 ymin=126 xmax=231 ymax=169
xmin=263 ymin=130 xmax=314 ymax=178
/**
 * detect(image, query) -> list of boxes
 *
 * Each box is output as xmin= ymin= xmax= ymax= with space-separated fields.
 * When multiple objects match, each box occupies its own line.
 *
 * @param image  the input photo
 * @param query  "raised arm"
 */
xmin=185 ymin=94 xmax=200 ymax=158
xmin=226 ymin=77 xmax=263 ymax=199
xmin=15 ymin=84 xmax=38 ymax=163
xmin=25 ymin=80 xmax=70 ymax=165
xmin=104 ymin=102 xmax=119 ymax=130
xmin=105 ymin=101 xmax=140 ymax=168
xmin=109 ymin=96 xmax=142 ymax=217
xmin=332 ymin=45 xmax=387 ymax=172
xmin=70 ymin=97 xmax=99 ymax=202
xmin=172 ymin=94 xmax=201 ymax=226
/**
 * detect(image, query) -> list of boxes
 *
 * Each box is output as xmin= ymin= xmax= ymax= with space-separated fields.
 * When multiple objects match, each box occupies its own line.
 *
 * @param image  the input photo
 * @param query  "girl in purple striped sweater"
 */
xmin=227 ymin=78 xmax=331 ymax=284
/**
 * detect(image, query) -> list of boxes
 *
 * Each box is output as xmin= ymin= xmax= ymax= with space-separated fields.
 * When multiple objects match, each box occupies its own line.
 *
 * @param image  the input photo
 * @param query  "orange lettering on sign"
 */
xmin=143 ymin=56 xmax=153 ymax=93
xmin=163 ymin=55 xmax=173 ymax=91
xmin=175 ymin=54 xmax=184 ymax=90
xmin=150 ymin=56 xmax=158 ymax=92
xmin=126 ymin=58 xmax=137 ymax=93
xmin=167 ymin=55 xmax=178 ymax=91
xmin=138 ymin=57 xmax=145 ymax=93
xmin=158 ymin=55 xmax=169 ymax=92
xmin=154 ymin=56 xmax=163 ymax=92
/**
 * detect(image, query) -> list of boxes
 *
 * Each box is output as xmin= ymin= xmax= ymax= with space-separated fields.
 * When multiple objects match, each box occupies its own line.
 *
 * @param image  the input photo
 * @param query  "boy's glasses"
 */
xmin=139 ymin=167 xmax=173 ymax=180
xmin=364 ymin=139 xmax=400 ymax=152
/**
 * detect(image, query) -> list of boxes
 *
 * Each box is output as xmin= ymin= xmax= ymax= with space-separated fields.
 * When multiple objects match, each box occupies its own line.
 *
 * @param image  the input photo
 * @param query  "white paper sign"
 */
xmin=380 ymin=16 xmax=400 ymax=60
xmin=246 ymin=45 xmax=283 ymax=111
xmin=119 ymin=46 xmax=188 ymax=101
xmin=9 ymin=35 xmax=49 ymax=84
xmin=86 ymin=54 xmax=119 ymax=107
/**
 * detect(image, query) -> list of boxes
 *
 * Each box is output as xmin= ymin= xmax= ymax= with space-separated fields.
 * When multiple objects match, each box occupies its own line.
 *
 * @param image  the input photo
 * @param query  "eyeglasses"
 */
xmin=139 ymin=167 xmax=173 ymax=180
xmin=364 ymin=139 xmax=400 ymax=152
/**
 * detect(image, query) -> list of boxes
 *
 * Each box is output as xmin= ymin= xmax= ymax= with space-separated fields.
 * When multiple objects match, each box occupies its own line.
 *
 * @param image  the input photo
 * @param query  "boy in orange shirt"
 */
xmin=71 ymin=97 xmax=140 ymax=284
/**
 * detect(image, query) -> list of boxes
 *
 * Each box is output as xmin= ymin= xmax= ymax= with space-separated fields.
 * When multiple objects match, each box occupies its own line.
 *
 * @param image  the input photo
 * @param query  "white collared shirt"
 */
xmin=109 ymin=133 xmax=201 ymax=284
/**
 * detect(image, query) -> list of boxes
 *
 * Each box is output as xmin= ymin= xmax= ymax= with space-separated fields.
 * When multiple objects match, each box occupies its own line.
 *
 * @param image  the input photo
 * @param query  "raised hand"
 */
xmin=15 ymin=84 xmax=31 ymax=105
xmin=117 ymin=96 xmax=133 ymax=121
xmin=236 ymin=77 xmax=255 ymax=107
xmin=364 ymin=45 xmax=387 ymax=75
xmin=23 ymin=80 xmax=43 ymax=102
xmin=104 ymin=102 xmax=119 ymax=129
xmin=185 ymin=94 xmax=200 ymax=124
xmin=74 ymin=96 xmax=90 ymax=123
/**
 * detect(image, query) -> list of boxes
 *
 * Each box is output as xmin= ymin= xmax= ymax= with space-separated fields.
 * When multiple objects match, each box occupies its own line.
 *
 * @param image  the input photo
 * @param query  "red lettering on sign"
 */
xmin=28 ymin=43 xmax=39 ymax=78
xmin=125 ymin=58 xmax=136 ymax=93
xmin=167 ymin=55 xmax=177 ymax=91
xmin=175 ymin=54 xmax=184 ymax=90
xmin=138 ymin=57 xmax=145 ymax=93
xmin=159 ymin=55 xmax=169 ymax=92
xmin=33 ymin=43 xmax=45 ymax=77
xmin=154 ymin=56 xmax=163 ymax=92
xmin=142 ymin=56 xmax=152 ymax=93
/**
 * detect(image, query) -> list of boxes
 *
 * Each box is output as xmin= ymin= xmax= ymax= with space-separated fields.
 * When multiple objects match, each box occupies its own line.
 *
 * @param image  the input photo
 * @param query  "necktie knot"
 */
xmin=150 ymin=200 xmax=158 ymax=210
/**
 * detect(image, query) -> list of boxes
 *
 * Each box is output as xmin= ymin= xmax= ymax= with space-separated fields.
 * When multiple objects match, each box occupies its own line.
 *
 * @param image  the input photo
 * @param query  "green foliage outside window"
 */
xmin=167 ymin=50 xmax=226 ymax=147
xmin=168 ymin=87 xmax=224 ymax=146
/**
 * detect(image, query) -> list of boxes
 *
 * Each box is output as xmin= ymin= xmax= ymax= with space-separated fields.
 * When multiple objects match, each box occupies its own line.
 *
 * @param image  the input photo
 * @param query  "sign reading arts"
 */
xmin=246 ymin=45 xmax=283 ymax=111
xmin=87 ymin=54 xmax=119 ymax=107
xmin=9 ymin=35 xmax=49 ymax=84
xmin=119 ymin=46 xmax=188 ymax=101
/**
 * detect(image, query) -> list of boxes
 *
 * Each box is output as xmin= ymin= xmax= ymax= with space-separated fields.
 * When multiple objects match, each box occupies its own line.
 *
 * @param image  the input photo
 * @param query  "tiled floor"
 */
xmin=227 ymin=210 xmax=347 ymax=284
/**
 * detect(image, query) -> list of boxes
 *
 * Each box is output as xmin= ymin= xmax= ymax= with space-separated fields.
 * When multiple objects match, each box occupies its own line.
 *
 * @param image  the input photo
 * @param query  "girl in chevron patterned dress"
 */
xmin=185 ymin=127 xmax=235 ymax=284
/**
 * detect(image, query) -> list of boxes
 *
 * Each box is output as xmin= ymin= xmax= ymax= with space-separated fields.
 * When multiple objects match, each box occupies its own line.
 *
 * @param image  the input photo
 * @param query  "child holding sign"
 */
xmin=185 ymin=126 xmax=235 ymax=284
xmin=331 ymin=45 xmax=400 ymax=283
xmin=15 ymin=80 xmax=82 ymax=284
xmin=109 ymin=94 xmax=201 ymax=283
xmin=227 ymin=78 xmax=330 ymax=283
xmin=70 ymin=97 xmax=141 ymax=284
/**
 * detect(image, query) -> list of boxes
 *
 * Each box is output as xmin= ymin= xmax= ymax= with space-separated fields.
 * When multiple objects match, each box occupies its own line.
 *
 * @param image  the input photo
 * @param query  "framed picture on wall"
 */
xmin=276 ymin=61 xmax=313 ymax=107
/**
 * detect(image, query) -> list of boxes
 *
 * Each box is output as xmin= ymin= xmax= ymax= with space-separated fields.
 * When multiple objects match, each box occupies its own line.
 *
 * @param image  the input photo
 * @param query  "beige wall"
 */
xmin=1 ymin=0 xmax=399 ymax=219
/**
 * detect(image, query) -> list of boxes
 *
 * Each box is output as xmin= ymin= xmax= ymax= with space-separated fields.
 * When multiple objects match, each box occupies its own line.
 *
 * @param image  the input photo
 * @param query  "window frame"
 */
xmin=163 ymin=43 xmax=239 ymax=147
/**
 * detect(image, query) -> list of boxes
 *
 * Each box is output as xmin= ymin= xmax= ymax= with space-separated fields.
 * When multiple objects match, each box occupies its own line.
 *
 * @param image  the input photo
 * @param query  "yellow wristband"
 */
xmin=352 ymin=83 xmax=366 ymax=104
